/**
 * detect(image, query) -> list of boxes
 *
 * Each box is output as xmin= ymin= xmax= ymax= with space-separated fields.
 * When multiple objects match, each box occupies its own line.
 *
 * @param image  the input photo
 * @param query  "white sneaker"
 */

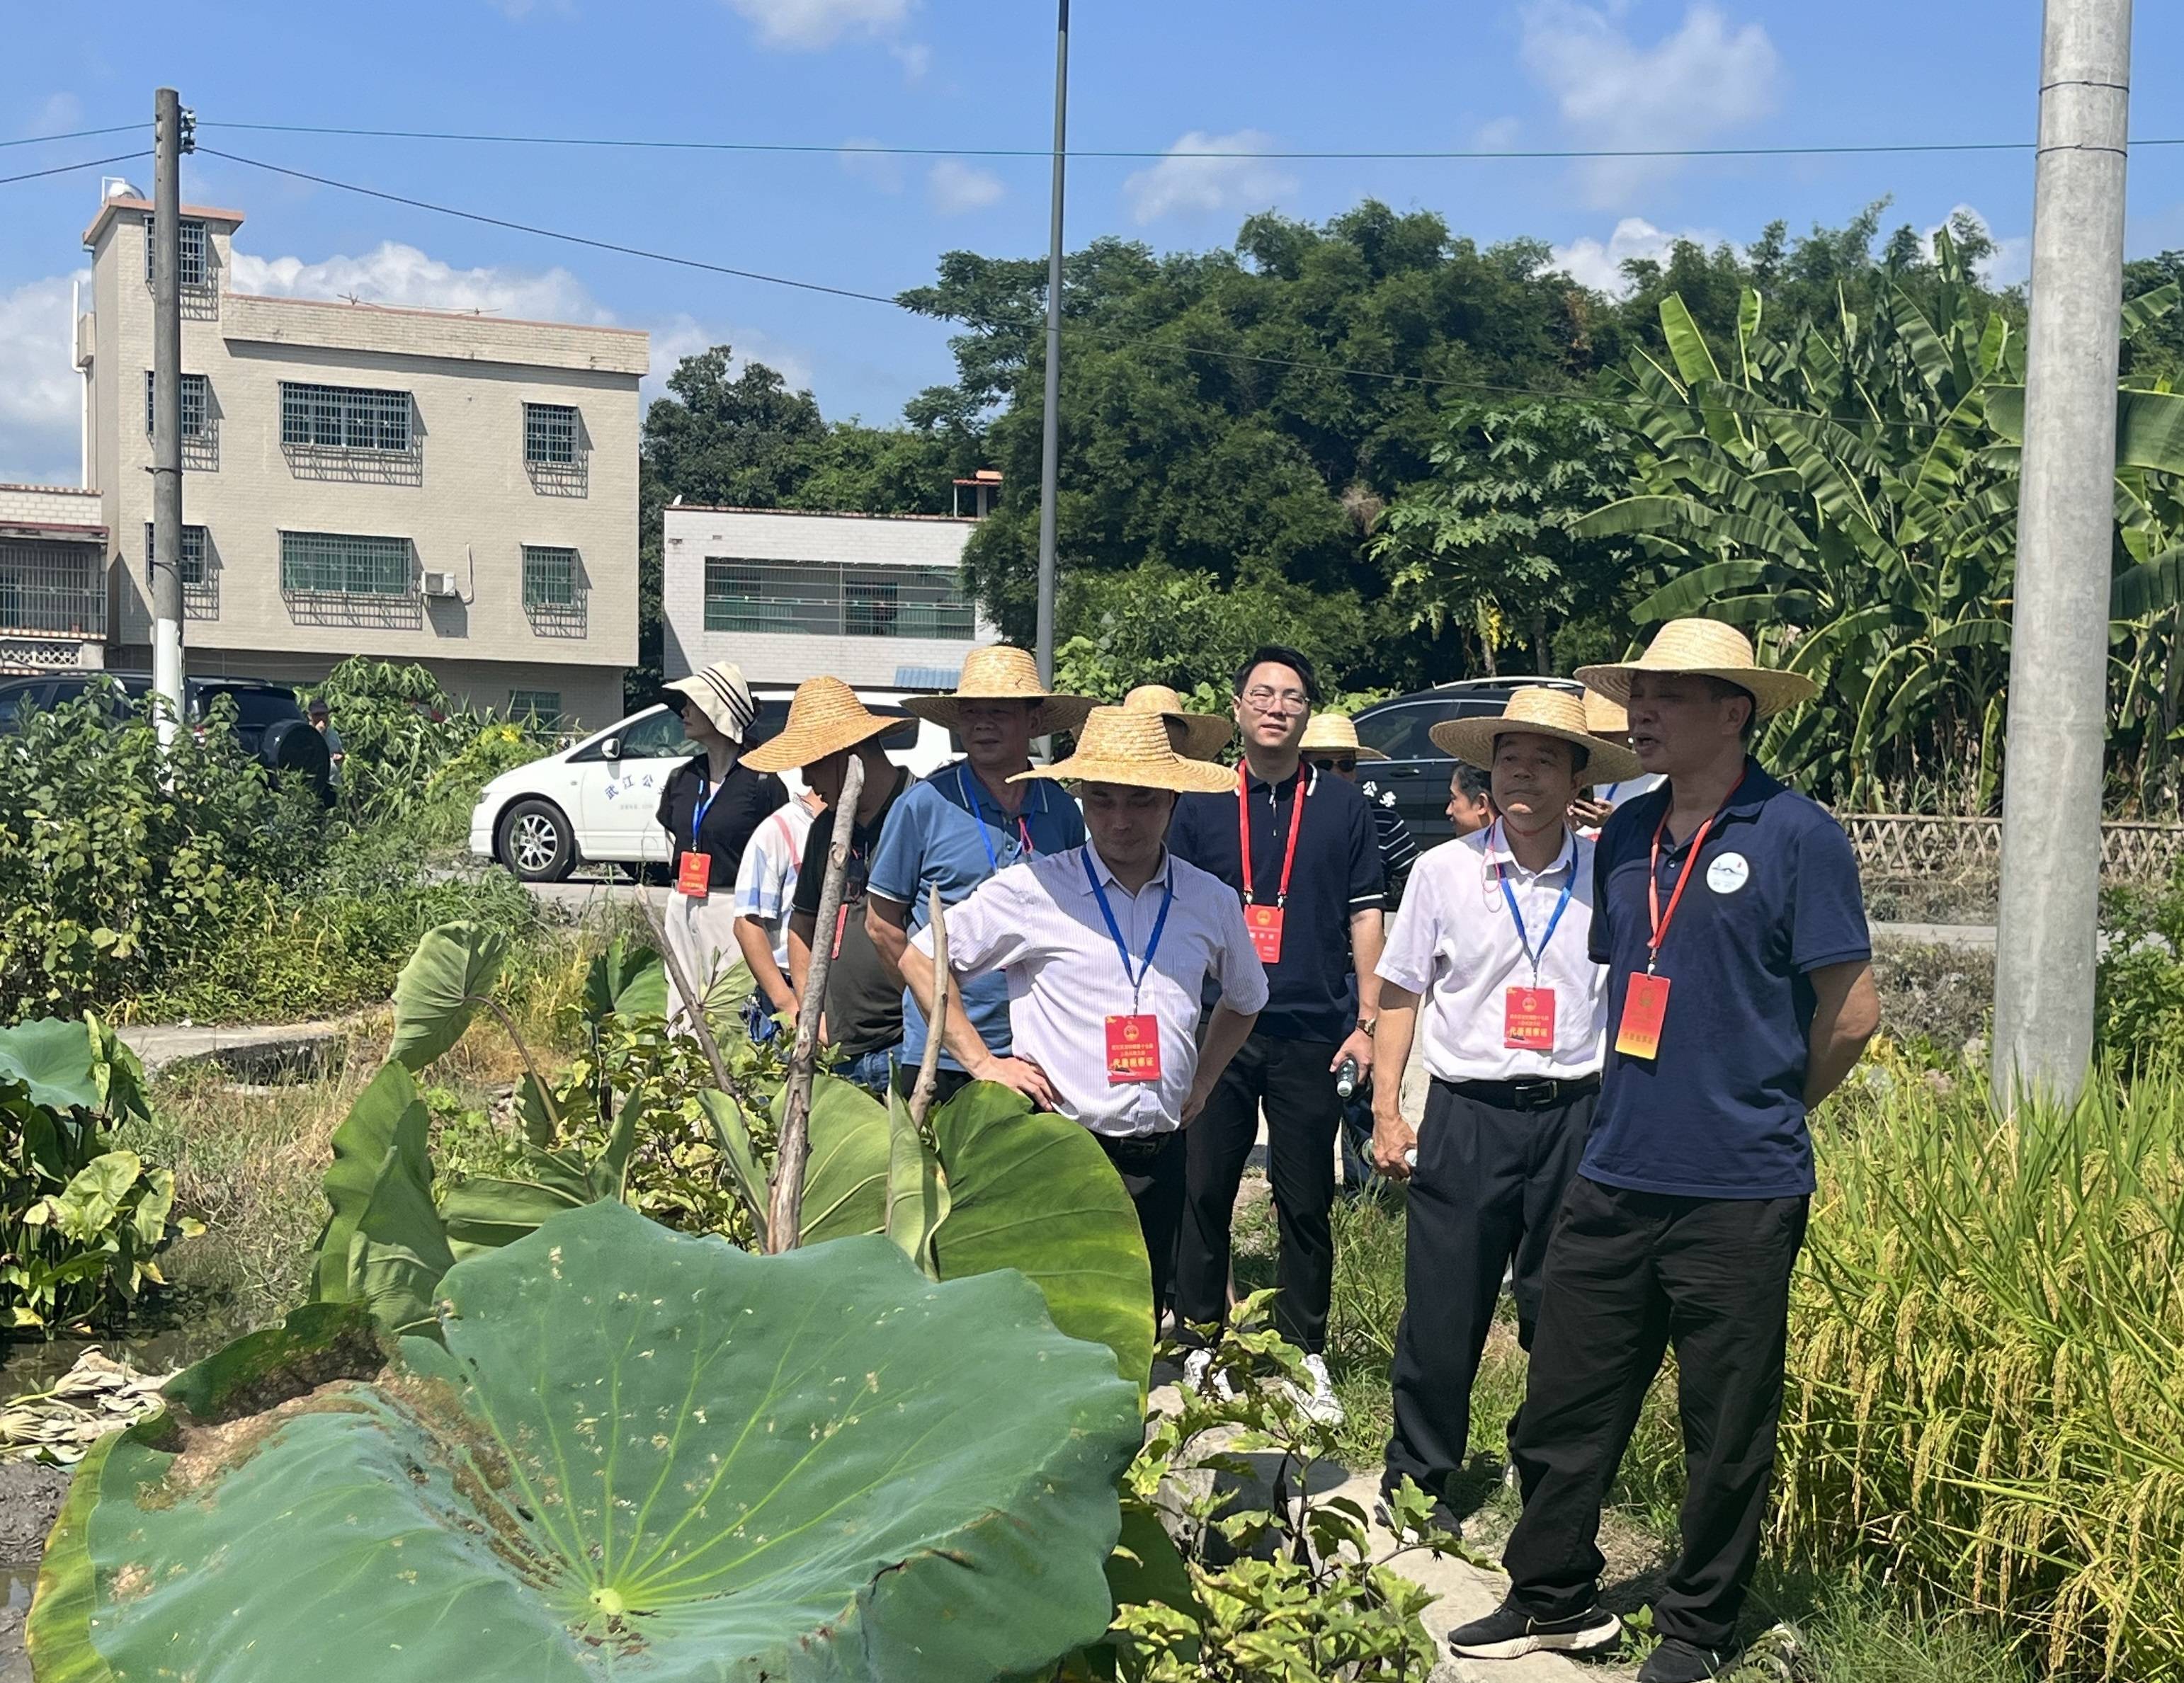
xmin=1183 ymin=1348 xmax=1234 ymax=1400
xmin=1299 ymin=1354 xmax=1345 ymax=1425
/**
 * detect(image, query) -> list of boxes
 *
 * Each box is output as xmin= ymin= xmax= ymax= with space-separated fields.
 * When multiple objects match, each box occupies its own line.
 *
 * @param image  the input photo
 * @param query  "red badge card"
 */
xmin=1503 ymin=986 xmax=1557 ymax=1051
xmin=1614 ymin=972 xmax=1671 ymax=1060
xmin=1244 ymin=903 xmax=1285 ymax=965
xmin=1105 ymin=1014 xmax=1162 ymax=1085
xmin=831 ymin=902 xmax=851 ymax=960
xmin=675 ymin=850 xmax=711 ymax=898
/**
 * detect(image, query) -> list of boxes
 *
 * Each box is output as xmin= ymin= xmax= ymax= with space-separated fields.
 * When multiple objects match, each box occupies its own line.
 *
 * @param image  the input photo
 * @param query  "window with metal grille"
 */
xmin=142 ymin=523 xmax=207 ymax=586
xmin=508 ymin=690 xmax=563 ymax=729
xmin=279 ymin=531 xmax=413 ymax=597
xmin=701 ymin=559 xmax=975 ymax=639
xmin=523 ymin=404 xmax=579 ymax=465
xmin=279 ymin=382 xmax=414 ymax=453
xmin=143 ymin=217 xmax=208 ymax=288
xmin=143 ymin=371 xmax=210 ymax=436
xmin=522 ymin=545 xmax=580 ymax=608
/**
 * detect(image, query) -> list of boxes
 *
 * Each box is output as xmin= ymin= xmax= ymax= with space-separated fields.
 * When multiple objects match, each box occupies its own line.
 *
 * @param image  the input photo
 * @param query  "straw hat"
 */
xmin=902 ymin=644 xmax=1098 ymax=738
xmin=1011 ymin=706 xmax=1238 ymax=794
xmin=1122 ymin=683 xmax=1232 ymax=761
xmin=1575 ymin=617 xmax=1817 ymax=720
xmin=1299 ymin=712 xmax=1387 ymax=764
xmin=660 ymin=660 xmax=756 ymax=743
xmin=1430 ymin=687 xmax=1643 ymax=787
xmin=740 ymin=677 xmax=911 ymax=774
xmin=1581 ymin=691 xmax=1630 ymax=738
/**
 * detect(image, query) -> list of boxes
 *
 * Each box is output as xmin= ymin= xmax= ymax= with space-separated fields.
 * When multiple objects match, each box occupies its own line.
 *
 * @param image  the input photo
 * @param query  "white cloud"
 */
xmin=1122 ymin=130 xmax=1298 ymax=226
xmin=1473 ymin=116 xmax=1523 ymax=152
xmin=23 ymin=92 xmax=84 ymax=137
xmin=0 ymin=270 xmax=91 ymax=486
xmin=926 ymin=160 xmax=1003 ymax=217
xmin=838 ymin=139 xmax=904 ymax=195
xmin=1518 ymin=1 xmax=1782 ymax=203
xmin=1545 ymin=216 xmax=1721 ymax=295
xmin=229 ymin=241 xmax=611 ymax=324
xmin=1928 ymin=203 xmax=2030 ymax=290
xmin=643 ymin=314 xmax=815 ymax=408
xmin=722 ymin=0 xmax=914 ymax=49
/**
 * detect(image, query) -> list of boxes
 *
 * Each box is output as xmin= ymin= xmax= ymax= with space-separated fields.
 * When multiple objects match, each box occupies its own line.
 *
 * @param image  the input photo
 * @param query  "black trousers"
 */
xmin=1503 ymin=1176 xmax=1809 ymax=1652
xmin=1098 ymin=1129 xmax=1187 ymax=1316
xmin=1383 ymin=1080 xmax=1596 ymax=1502
xmin=1176 ymin=1031 xmax=1340 ymax=1354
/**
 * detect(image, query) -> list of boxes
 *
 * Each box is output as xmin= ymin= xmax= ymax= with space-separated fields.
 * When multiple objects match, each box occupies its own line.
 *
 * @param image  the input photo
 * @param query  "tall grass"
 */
xmin=1784 ymin=1062 xmax=2184 ymax=1679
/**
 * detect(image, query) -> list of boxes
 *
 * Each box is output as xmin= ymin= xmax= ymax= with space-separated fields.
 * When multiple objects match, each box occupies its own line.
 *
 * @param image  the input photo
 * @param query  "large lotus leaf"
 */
xmin=929 ymin=1083 xmax=1155 ymax=1388
xmin=312 ymin=1062 xmax=431 ymax=1303
xmin=388 ymin=920 xmax=511 ymax=1072
xmin=0 ymin=1018 xmax=101 ymax=1112
xmin=47 ymin=1202 xmax=1140 ymax=1683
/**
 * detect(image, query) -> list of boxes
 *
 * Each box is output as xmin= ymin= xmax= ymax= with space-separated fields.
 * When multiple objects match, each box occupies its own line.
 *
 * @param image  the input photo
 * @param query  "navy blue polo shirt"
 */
xmin=868 ymin=760 xmax=1086 ymax=1070
xmin=1585 ymin=760 xmax=1870 ymax=1200
xmin=1169 ymin=764 xmax=1385 ymax=1044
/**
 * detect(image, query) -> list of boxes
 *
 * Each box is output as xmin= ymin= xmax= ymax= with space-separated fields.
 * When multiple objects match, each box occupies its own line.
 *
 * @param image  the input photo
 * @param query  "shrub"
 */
xmin=2095 ymin=864 xmax=2184 ymax=1065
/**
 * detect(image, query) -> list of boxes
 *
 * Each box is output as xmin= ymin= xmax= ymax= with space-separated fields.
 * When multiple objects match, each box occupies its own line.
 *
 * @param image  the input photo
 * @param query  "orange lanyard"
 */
xmin=1237 ymin=766 xmax=1308 ymax=908
xmin=1644 ymin=804 xmax=1724 ymax=975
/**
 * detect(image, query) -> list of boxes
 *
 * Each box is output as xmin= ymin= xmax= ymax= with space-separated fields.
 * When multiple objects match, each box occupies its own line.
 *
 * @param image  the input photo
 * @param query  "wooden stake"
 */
xmin=907 ymin=885 xmax=948 ymax=1131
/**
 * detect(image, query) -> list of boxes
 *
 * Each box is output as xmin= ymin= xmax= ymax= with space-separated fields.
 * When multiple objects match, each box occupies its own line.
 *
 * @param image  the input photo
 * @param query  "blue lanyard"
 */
xmin=1082 ymin=845 xmax=1173 ymax=1006
xmin=1492 ymin=821 xmax=1574 ymax=983
xmin=691 ymin=773 xmax=723 ymax=848
xmin=958 ymin=762 xmax=1039 ymax=875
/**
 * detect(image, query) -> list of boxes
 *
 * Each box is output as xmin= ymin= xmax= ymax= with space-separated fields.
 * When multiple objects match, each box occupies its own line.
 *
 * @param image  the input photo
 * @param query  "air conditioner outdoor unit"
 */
xmin=421 ymin=571 xmax=460 ymax=598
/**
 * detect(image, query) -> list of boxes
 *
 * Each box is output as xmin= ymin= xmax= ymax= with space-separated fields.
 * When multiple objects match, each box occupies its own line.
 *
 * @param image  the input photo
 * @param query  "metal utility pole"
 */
xmin=1033 ymin=0 xmax=1069 ymax=683
xmin=1992 ymin=0 xmax=2133 ymax=1105
xmin=149 ymin=86 xmax=190 ymax=752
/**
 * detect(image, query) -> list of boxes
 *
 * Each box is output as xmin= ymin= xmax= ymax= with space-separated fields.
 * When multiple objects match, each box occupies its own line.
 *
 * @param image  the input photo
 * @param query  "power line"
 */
xmin=195 ymin=144 xmax=2018 ymax=439
xmin=208 ymin=118 xmax=2157 ymax=163
xmin=0 ymin=150 xmax=152 ymax=189
xmin=0 ymin=124 xmax=138 ymax=151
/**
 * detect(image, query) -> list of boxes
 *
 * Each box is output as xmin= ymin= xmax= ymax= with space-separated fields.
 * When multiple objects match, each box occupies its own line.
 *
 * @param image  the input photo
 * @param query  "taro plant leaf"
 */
xmin=438 ymin=1175 xmax=586 ymax=1261
xmin=786 ymin=1073 xmax=892 ymax=1245
xmin=388 ymin=920 xmax=511 ymax=1072
xmin=36 ymin=1151 xmax=144 ymax=1242
xmin=930 ymin=1082 xmax=1156 ymax=1388
xmin=514 ymin=1072 xmax=556 ymax=1148
xmin=582 ymin=937 xmax=668 ymax=1023
xmin=885 ymin=1086 xmax=948 ymax=1278
xmin=44 ymin=1202 xmax=1142 ymax=1683
xmin=0 ymin=1018 xmax=101 ymax=1112
xmin=311 ymin=1063 xmax=431 ymax=1304
xmin=346 ymin=1093 xmax=457 ymax=1336
xmin=696 ymin=1090 xmax=769 ymax=1245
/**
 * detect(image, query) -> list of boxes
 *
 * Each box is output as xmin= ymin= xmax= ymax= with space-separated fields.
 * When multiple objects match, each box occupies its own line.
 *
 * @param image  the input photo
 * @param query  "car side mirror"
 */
xmin=601 ymin=736 xmax=623 ymax=760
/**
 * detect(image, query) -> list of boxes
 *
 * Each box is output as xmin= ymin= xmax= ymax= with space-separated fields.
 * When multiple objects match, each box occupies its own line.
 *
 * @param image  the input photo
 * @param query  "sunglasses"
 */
xmin=1309 ymin=755 xmax=1358 ymax=773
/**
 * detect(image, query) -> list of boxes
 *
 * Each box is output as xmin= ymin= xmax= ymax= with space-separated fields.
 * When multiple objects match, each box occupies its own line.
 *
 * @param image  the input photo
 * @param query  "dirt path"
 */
xmin=0 ymin=1461 xmax=72 ymax=1680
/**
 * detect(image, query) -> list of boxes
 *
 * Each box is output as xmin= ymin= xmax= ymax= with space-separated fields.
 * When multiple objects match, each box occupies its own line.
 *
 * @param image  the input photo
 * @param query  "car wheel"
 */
xmin=496 ymin=799 xmax=575 ymax=882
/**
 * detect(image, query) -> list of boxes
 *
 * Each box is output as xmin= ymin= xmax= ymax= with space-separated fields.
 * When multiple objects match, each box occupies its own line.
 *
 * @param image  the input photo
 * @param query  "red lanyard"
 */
xmin=1237 ymin=765 xmax=1308 ymax=908
xmin=1644 ymin=804 xmax=1724 ymax=975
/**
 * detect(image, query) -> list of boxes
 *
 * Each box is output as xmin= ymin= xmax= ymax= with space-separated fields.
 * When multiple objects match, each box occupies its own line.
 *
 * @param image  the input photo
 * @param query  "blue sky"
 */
xmin=7 ymin=0 xmax=2184 ymax=486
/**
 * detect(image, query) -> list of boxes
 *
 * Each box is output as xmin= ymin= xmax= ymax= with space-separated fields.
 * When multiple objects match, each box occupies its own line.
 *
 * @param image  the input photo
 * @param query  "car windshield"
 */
xmin=195 ymin=688 xmax=302 ymax=731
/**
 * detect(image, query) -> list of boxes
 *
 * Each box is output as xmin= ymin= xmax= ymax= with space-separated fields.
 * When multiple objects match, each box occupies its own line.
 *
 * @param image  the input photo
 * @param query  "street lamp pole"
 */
xmin=1033 ymin=0 xmax=1069 ymax=684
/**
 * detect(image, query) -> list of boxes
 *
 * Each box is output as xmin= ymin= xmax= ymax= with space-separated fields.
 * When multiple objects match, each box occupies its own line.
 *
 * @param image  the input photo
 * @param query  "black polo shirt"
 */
xmin=655 ymin=758 xmax=788 ymax=890
xmin=1169 ymin=764 xmax=1384 ymax=1044
xmin=1585 ymin=759 xmax=1870 ymax=1201
xmin=792 ymin=766 xmax=914 ymax=1059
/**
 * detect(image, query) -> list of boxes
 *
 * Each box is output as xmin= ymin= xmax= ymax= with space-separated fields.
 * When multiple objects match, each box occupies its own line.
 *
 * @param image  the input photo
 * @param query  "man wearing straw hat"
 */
xmin=1450 ymin=620 xmax=1878 ymax=1681
xmin=1570 ymin=691 xmax=1666 ymax=832
xmin=903 ymin=707 xmax=1268 ymax=1313
xmin=1366 ymin=688 xmax=1638 ymax=1539
xmin=742 ymin=678 xmax=918 ymax=1098
xmin=866 ymin=646 xmax=1096 ymax=1107
xmin=1121 ymin=683 xmax=1234 ymax=761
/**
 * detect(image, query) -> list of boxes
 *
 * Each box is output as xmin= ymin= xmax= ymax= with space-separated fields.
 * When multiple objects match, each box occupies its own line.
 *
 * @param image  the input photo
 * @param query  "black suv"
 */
xmin=1351 ymin=676 xmax=1582 ymax=846
xmin=0 ymin=671 xmax=333 ymax=795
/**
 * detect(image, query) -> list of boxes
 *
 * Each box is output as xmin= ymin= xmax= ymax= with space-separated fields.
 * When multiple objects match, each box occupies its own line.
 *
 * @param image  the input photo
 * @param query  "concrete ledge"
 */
xmin=118 ymin=1019 xmax=356 ymax=1080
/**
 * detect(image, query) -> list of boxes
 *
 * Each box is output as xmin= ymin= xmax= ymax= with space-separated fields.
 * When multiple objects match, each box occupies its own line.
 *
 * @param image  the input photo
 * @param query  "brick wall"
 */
xmin=0 ymin=484 xmax=103 ymax=527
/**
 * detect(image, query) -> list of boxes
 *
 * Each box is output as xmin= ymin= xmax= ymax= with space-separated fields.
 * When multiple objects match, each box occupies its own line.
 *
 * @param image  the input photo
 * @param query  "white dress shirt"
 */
xmin=910 ymin=840 xmax=1270 ymax=1137
xmin=1376 ymin=822 xmax=1607 ymax=1083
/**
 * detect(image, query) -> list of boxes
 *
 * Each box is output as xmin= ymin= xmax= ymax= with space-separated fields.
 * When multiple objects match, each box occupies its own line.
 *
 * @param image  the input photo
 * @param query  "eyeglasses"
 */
xmin=1310 ymin=755 xmax=1357 ymax=773
xmin=1241 ymin=685 xmax=1309 ymax=715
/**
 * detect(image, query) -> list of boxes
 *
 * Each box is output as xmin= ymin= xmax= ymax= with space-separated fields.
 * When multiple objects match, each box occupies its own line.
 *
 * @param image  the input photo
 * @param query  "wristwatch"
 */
xmin=1355 ymin=1016 xmax=1379 ymax=1035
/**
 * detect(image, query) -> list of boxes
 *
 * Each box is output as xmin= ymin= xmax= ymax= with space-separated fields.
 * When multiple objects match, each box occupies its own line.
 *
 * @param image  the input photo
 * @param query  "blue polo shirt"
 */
xmin=1169 ymin=764 xmax=1386 ymax=1044
xmin=1584 ymin=760 xmax=1869 ymax=1200
xmin=868 ymin=760 xmax=1086 ymax=1071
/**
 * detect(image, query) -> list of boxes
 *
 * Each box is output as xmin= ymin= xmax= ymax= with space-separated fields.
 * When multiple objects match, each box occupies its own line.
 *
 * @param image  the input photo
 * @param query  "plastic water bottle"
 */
xmin=1334 ymin=1056 xmax=1360 ymax=1099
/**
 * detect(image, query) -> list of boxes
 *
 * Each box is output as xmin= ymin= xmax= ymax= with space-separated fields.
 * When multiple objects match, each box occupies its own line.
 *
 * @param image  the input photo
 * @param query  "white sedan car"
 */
xmin=470 ymin=687 xmax=956 ymax=882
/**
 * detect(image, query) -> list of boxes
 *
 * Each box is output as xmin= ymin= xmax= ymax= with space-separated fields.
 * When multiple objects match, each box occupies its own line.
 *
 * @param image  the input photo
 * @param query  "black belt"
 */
xmin=1098 ymin=1130 xmax=1182 ymax=1169
xmin=1445 ymin=1073 xmax=1599 ymax=1113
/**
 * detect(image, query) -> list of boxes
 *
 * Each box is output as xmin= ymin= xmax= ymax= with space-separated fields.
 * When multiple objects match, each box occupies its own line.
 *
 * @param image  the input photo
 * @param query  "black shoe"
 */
xmin=1638 ymin=1636 xmax=1738 ymax=1682
xmin=1447 ymin=1597 xmax=1621 ymax=1660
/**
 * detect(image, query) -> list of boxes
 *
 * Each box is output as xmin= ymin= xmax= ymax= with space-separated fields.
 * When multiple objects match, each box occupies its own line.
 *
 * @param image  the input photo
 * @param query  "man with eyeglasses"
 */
xmin=1168 ymin=645 xmax=1387 ymax=1423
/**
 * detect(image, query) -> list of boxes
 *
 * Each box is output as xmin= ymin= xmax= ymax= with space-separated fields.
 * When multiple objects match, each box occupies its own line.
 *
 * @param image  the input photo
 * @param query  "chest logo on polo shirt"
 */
xmin=1707 ymin=852 xmax=1751 ymax=895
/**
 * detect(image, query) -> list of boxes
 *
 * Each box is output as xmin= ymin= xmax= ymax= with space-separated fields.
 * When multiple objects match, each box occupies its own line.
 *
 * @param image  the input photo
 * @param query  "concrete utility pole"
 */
xmin=149 ymin=86 xmax=190 ymax=751
xmin=1992 ymin=0 xmax=2133 ymax=1105
xmin=1033 ymin=0 xmax=1069 ymax=684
